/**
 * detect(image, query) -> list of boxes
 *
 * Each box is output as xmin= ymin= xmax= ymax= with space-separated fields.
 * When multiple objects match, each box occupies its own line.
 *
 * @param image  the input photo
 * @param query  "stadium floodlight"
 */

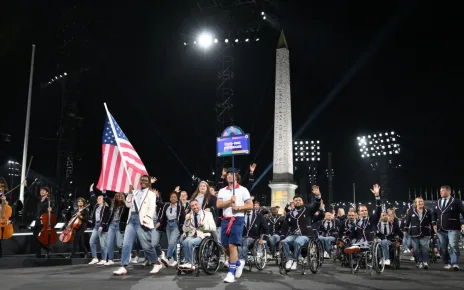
xmin=356 ymin=131 xmax=400 ymax=158
xmin=198 ymin=32 xmax=213 ymax=48
xmin=293 ymin=139 xmax=321 ymax=163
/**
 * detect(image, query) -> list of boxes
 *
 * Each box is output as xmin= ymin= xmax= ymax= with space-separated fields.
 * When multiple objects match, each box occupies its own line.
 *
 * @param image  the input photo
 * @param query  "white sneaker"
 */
xmin=88 ymin=258 xmax=99 ymax=265
xmin=150 ymin=264 xmax=162 ymax=274
xmin=444 ymin=264 xmax=452 ymax=270
xmin=235 ymin=259 xmax=245 ymax=278
xmin=423 ymin=262 xmax=429 ymax=269
xmin=105 ymin=260 xmax=115 ymax=266
xmin=160 ymin=256 xmax=169 ymax=267
xmin=409 ymin=256 xmax=415 ymax=261
xmin=324 ymin=251 xmax=330 ymax=259
xmin=224 ymin=272 xmax=235 ymax=283
xmin=169 ymin=258 xmax=178 ymax=267
xmin=383 ymin=259 xmax=390 ymax=266
xmin=291 ymin=262 xmax=297 ymax=270
xmin=452 ymin=265 xmax=459 ymax=271
xmin=113 ymin=267 xmax=127 ymax=275
xmin=223 ymin=260 xmax=229 ymax=268
xmin=285 ymin=259 xmax=293 ymax=270
xmin=180 ymin=263 xmax=192 ymax=269
xmin=131 ymin=256 xmax=139 ymax=264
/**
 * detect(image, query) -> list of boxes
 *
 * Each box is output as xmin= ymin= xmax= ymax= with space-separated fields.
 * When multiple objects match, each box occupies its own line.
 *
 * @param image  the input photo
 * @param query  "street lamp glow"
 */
xmin=294 ymin=139 xmax=321 ymax=163
xmin=198 ymin=32 xmax=213 ymax=48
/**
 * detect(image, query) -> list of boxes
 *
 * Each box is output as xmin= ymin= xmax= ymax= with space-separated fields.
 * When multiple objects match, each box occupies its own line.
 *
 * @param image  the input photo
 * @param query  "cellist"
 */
xmin=24 ymin=179 xmax=54 ymax=258
xmin=67 ymin=197 xmax=90 ymax=259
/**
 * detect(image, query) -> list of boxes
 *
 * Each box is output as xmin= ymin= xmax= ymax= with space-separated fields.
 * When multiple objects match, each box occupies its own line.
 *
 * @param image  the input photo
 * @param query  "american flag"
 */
xmin=96 ymin=110 xmax=148 ymax=193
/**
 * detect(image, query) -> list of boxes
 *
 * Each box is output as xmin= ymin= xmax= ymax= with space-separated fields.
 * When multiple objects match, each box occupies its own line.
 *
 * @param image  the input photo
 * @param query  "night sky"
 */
xmin=0 ymin=1 xmax=461 ymax=204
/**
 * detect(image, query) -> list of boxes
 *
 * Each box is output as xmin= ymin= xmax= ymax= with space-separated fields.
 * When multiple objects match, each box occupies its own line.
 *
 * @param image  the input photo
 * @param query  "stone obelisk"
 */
xmin=269 ymin=31 xmax=298 ymax=213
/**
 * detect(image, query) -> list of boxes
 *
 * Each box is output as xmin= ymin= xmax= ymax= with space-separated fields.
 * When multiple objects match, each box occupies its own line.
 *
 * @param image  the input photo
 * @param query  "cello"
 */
xmin=0 ymin=179 xmax=13 ymax=241
xmin=37 ymin=195 xmax=58 ymax=246
xmin=59 ymin=204 xmax=90 ymax=243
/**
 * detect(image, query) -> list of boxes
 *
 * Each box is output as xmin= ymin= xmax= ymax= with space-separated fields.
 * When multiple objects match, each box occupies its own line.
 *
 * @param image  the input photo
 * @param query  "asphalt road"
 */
xmin=0 ymin=258 xmax=462 ymax=290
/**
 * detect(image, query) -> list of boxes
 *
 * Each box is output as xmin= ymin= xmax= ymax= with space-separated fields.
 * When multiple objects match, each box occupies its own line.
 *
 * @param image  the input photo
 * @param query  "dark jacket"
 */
xmin=90 ymin=203 xmax=112 ymax=232
xmin=404 ymin=208 xmax=434 ymax=238
xmin=159 ymin=203 xmax=186 ymax=233
xmin=339 ymin=218 xmax=357 ymax=239
xmin=318 ymin=219 xmax=339 ymax=238
xmin=107 ymin=205 xmax=130 ymax=233
xmin=280 ymin=197 xmax=321 ymax=237
xmin=350 ymin=198 xmax=382 ymax=242
xmin=377 ymin=218 xmax=403 ymax=240
xmin=266 ymin=214 xmax=285 ymax=236
xmin=432 ymin=197 xmax=464 ymax=231
xmin=243 ymin=211 xmax=269 ymax=239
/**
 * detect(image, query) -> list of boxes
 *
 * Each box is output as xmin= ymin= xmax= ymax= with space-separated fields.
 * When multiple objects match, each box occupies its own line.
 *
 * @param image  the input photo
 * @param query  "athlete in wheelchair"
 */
xmin=344 ymin=184 xmax=384 ymax=275
xmin=177 ymin=199 xmax=221 ymax=276
xmin=333 ymin=211 xmax=357 ymax=266
xmin=377 ymin=212 xmax=403 ymax=268
xmin=238 ymin=209 xmax=269 ymax=271
xmin=266 ymin=206 xmax=285 ymax=264
xmin=279 ymin=186 xmax=324 ymax=275
xmin=317 ymin=211 xmax=339 ymax=258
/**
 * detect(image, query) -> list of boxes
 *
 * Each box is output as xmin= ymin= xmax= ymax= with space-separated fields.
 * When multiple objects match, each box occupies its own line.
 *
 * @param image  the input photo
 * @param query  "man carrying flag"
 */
xmin=96 ymin=104 xmax=162 ymax=275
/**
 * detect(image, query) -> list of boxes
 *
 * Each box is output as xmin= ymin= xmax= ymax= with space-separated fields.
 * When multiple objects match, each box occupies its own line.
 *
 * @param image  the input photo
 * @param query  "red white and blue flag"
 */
xmin=97 ymin=105 xmax=148 ymax=193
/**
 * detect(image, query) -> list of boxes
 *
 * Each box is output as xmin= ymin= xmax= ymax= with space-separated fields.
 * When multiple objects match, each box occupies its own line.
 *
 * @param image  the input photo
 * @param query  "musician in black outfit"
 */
xmin=432 ymin=185 xmax=464 ymax=270
xmin=67 ymin=197 xmax=90 ymax=258
xmin=32 ymin=186 xmax=54 ymax=258
xmin=238 ymin=209 xmax=269 ymax=265
xmin=266 ymin=207 xmax=285 ymax=256
xmin=404 ymin=197 xmax=432 ymax=269
xmin=377 ymin=211 xmax=403 ymax=267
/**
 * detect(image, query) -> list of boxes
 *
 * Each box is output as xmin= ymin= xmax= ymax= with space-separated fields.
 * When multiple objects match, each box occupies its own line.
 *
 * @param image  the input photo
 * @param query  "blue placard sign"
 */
xmin=217 ymin=126 xmax=250 ymax=157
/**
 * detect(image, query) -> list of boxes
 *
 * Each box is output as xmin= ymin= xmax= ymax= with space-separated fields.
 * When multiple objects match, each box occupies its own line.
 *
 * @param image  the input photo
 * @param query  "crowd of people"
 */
xmin=1 ymin=164 xmax=464 ymax=282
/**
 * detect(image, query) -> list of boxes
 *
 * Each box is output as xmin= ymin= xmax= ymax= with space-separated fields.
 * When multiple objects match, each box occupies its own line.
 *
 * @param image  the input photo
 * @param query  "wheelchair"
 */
xmin=176 ymin=236 xmax=222 ymax=276
xmin=278 ymin=235 xmax=323 ymax=275
xmin=344 ymin=239 xmax=385 ymax=275
xmin=333 ymin=238 xmax=351 ymax=267
xmin=389 ymin=238 xmax=401 ymax=270
xmin=243 ymin=236 xmax=268 ymax=271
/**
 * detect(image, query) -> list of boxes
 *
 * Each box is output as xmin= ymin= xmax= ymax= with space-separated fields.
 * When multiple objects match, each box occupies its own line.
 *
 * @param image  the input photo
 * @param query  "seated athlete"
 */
xmin=318 ymin=211 xmax=339 ymax=258
xmin=179 ymin=199 xmax=217 ymax=270
xmin=280 ymin=185 xmax=322 ymax=271
xmin=238 ymin=209 xmax=269 ymax=264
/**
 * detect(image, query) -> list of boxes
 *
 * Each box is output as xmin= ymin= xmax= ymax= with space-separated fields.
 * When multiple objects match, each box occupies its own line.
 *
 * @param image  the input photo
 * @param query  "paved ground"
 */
xmin=1 ymin=257 xmax=462 ymax=290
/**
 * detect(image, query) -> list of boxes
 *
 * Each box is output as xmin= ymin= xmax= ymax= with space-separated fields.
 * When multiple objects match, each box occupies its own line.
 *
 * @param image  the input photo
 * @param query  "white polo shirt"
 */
xmin=218 ymin=184 xmax=251 ymax=217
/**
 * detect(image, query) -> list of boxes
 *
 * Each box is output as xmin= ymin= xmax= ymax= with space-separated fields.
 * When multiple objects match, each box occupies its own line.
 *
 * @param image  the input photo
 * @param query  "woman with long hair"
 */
xmin=159 ymin=191 xmax=185 ymax=267
xmin=67 ymin=197 xmax=90 ymax=258
xmin=404 ymin=197 xmax=433 ymax=269
xmin=190 ymin=181 xmax=219 ymax=242
xmin=103 ymin=192 xmax=128 ymax=265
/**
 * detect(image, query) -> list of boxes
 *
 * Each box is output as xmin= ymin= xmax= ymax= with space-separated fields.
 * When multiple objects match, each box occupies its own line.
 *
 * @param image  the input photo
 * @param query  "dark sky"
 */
xmin=0 ymin=0 xmax=462 ymax=204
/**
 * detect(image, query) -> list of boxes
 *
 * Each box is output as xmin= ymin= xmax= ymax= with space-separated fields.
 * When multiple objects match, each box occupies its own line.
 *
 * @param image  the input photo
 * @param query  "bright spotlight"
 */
xmin=214 ymin=38 xmax=218 ymax=43
xmin=263 ymin=16 xmax=266 ymax=20
xmin=256 ymin=38 xmax=259 ymax=41
xmin=235 ymin=39 xmax=238 ymax=43
xmin=261 ymin=11 xmax=265 ymax=15
xmin=245 ymin=38 xmax=249 ymax=42
xmin=198 ymin=33 xmax=213 ymax=48
xmin=225 ymin=39 xmax=228 ymax=43
xmin=63 ymin=72 xmax=67 ymax=75
xmin=357 ymin=131 xmax=400 ymax=158
xmin=183 ymin=42 xmax=187 ymax=45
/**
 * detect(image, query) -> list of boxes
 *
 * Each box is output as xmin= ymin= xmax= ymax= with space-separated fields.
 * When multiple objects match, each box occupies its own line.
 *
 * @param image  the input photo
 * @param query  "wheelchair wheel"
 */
xmin=391 ymin=245 xmax=400 ymax=269
xmin=372 ymin=241 xmax=385 ymax=274
xmin=278 ymin=243 xmax=289 ymax=275
xmin=307 ymin=239 xmax=320 ymax=274
xmin=199 ymin=238 xmax=221 ymax=275
xmin=253 ymin=241 xmax=267 ymax=271
xmin=349 ymin=253 xmax=358 ymax=274
xmin=315 ymin=239 xmax=324 ymax=267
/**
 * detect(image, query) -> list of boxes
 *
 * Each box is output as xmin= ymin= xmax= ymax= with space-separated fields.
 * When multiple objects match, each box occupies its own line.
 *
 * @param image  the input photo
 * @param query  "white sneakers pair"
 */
xmin=88 ymin=258 xmax=115 ymax=266
xmin=284 ymin=260 xmax=297 ymax=270
xmin=112 ymin=264 xmax=163 ymax=276
xmin=223 ymin=259 xmax=245 ymax=283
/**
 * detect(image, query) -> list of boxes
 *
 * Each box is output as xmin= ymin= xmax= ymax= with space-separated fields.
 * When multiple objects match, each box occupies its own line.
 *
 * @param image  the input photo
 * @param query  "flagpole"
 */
xmin=19 ymin=44 xmax=36 ymax=203
xmin=103 ymin=103 xmax=132 ymax=187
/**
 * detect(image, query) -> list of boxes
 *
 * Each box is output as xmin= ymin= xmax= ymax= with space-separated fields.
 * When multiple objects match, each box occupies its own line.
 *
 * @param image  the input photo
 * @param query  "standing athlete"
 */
xmin=217 ymin=168 xmax=253 ymax=283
